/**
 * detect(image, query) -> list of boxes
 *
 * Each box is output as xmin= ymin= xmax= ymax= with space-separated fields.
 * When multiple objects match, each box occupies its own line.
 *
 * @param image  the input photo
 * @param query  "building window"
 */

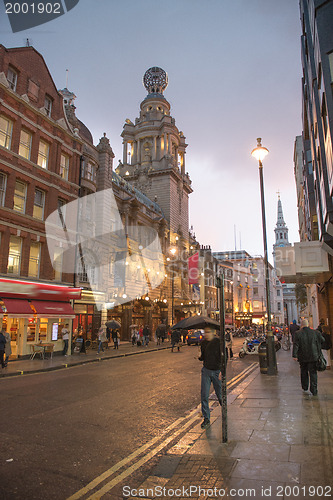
xmin=44 ymin=95 xmax=53 ymax=117
xmin=13 ymin=180 xmax=27 ymax=213
xmin=19 ymin=129 xmax=32 ymax=160
xmin=277 ymin=289 xmax=280 ymax=297
xmin=57 ymin=198 xmax=66 ymax=226
xmin=53 ymin=247 xmax=63 ymax=281
xmin=253 ymin=287 xmax=258 ymax=296
xmin=60 ymin=153 xmax=69 ymax=180
xmin=28 ymin=242 xmax=41 ymax=278
xmin=7 ymin=236 xmax=22 ymax=274
xmin=37 ymin=140 xmax=49 ymax=169
xmin=328 ymin=52 xmax=333 ymax=83
xmin=83 ymin=161 xmax=96 ymax=182
xmin=277 ymin=302 xmax=281 ymax=311
xmin=7 ymin=67 xmax=17 ymax=91
xmin=0 ymin=116 xmax=13 ymax=150
xmin=33 ymin=189 xmax=45 ymax=220
xmin=0 ymin=172 xmax=7 ymax=206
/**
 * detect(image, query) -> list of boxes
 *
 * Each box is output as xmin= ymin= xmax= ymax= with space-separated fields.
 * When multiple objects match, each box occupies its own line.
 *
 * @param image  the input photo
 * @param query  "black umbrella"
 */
xmin=105 ymin=320 xmax=121 ymax=329
xmin=171 ymin=315 xmax=220 ymax=331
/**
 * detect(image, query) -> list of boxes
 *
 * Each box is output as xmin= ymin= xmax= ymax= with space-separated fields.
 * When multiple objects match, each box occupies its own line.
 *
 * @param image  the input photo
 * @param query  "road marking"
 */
xmin=86 ymin=413 xmax=200 ymax=500
xmin=67 ymin=362 xmax=258 ymax=500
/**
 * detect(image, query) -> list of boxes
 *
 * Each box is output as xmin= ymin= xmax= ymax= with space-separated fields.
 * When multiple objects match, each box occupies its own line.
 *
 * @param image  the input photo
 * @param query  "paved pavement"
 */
xmin=124 ymin=348 xmax=333 ymax=500
xmin=0 ymin=342 xmax=253 ymax=500
xmin=0 ymin=341 xmax=171 ymax=377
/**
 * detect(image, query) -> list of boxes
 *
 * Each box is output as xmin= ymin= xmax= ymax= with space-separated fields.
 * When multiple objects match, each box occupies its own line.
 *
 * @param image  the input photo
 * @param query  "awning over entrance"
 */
xmin=2 ymin=298 xmax=34 ymax=318
xmin=30 ymin=301 xmax=75 ymax=318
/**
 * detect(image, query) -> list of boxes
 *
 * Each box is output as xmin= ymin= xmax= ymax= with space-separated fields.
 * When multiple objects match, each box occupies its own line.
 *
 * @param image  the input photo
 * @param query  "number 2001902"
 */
xmin=5 ymin=3 xmax=62 ymax=14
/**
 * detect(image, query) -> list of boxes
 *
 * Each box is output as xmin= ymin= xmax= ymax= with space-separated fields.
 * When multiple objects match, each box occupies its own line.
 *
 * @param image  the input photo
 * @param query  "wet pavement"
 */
xmin=130 ymin=348 xmax=333 ymax=500
xmin=0 ymin=340 xmax=252 ymax=500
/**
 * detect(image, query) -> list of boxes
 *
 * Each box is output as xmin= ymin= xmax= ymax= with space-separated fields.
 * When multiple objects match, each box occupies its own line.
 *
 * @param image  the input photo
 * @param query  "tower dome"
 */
xmin=143 ymin=67 xmax=168 ymax=95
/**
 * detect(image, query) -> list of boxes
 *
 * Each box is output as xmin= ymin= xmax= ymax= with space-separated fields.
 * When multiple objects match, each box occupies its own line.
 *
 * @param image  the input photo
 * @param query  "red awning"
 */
xmin=30 ymin=301 xmax=75 ymax=318
xmin=2 ymin=299 xmax=34 ymax=317
xmin=0 ymin=278 xmax=81 ymax=301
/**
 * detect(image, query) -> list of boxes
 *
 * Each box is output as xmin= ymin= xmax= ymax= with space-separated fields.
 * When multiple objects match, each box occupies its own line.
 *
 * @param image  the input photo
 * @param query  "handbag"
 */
xmin=316 ymin=353 xmax=327 ymax=372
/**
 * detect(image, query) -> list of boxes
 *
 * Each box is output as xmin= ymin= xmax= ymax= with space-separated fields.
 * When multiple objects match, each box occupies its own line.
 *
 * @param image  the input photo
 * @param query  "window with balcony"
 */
xmin=83 ymin=161 xmax=96 ymax=182
xmin=60 ymin=153 xmax=69 ymax=180
xmin=33 ymin=189 xmax=45 ymax=220
xmin=7 ymin=236 xmax=22 ymax=274
xmin=28 ymin=242 xmax=41 ymax=278
xmin=44 ymin=95 xmax=53 ymax=117
xmin=19 ymin=129 xmax=32 ymax=159
xmin=13 ymin=180 xmax=27 ymax=213
xmin=0 ymin=172 xmax=7 ymax=206
xmin=0 ymin=116 xmax=13 ymax=150
xmin=37 ymin=140 xmax=49 ymax=169
xmin=7 ymin=67 xmax=17 ymax=91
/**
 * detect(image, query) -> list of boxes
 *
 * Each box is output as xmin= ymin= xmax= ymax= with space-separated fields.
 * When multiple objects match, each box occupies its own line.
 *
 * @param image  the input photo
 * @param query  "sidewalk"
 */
xmin=134 ymin=349 xmax=333 ymax=499
xmin=0 ymin=341 xmax=170 ymax=378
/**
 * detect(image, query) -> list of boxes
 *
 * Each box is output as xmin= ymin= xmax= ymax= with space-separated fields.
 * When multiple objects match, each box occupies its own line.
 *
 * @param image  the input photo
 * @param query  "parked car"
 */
xmin=186 ymin=329 xmax=204 ymax=345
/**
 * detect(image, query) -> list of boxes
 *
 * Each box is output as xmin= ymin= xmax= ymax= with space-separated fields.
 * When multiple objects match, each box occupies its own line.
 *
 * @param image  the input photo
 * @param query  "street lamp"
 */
xmin=251 ymin=138 xmax=277 ymax=376
xmin=169 ymin=247 xmax=177 ymax=325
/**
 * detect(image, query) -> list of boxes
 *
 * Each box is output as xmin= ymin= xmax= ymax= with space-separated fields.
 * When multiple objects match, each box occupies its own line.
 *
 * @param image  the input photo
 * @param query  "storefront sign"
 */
xmin=52 ymin=323 xmax=59 ymax=341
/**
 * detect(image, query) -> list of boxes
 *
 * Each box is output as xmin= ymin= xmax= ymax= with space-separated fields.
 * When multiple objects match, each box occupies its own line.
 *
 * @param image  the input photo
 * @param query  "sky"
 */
xmin=0 ymin=0 xmax=303 ymax=263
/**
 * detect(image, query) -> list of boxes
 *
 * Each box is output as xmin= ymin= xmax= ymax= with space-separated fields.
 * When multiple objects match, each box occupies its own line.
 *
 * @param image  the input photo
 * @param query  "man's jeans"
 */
xmin=201 ymin=367 xmax=222 ymax=421
xmin=98 ymin=341 xmax=104 ymax=353
xmin=63 ymin=339 xmax=69 ymax=355
xmin=300 ymin=361 xmax=318 ymax=395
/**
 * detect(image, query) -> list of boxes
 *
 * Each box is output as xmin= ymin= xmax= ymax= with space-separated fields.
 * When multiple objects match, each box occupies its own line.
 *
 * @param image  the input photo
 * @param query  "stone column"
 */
xmin=168 ymin=135 xmax=172 ymax=155
xmin=133 ymin=141 xmax=137 ymax=164
xmin=123 ymin=141 xmax=127 ymax=164
xmin=153 ymin=136 xmax=157 ymax=161
xmin=164 ymin=133 xmax=167 ymax=155
xmin=137 ymin=140 xmax=141 ymax=164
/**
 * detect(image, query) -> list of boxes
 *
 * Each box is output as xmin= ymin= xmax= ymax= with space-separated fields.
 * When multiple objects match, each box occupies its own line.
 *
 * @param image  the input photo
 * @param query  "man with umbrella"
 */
xmin=199 ymin=326 xmax=222 ymax=429
xmin=172 ymin=315 xmax=222 ymax=429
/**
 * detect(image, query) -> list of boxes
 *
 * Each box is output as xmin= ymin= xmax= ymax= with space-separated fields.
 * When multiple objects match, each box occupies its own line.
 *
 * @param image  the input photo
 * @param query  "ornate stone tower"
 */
xmin=273 ymin=195 xmax=291 ymax=251
xmin=116 ymin=67 xmax=192 ymax=243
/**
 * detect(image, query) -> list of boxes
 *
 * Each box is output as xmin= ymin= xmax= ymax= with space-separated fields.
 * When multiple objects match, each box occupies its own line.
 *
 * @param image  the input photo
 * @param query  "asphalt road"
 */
xmin=0 ymin=339 xmax=254 ymax=500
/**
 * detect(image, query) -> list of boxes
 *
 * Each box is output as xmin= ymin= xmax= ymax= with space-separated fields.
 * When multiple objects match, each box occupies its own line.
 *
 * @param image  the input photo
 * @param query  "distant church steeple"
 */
xmin=274 ymin=194 xmax=290 ymax=248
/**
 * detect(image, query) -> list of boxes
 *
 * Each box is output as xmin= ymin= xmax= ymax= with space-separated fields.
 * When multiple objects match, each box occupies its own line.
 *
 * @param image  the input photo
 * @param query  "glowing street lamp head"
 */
xmin=251 ymin=138 xmax=269 ymax=163
xmin=170 ymin=247 xmax=177 ymax=256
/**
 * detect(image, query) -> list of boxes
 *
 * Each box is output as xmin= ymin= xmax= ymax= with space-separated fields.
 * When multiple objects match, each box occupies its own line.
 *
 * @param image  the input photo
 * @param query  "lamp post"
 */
xmin=251 ymin=138 xmax=277 ymax=376
xmin=170 ymin=247 xmax=177 ymax=325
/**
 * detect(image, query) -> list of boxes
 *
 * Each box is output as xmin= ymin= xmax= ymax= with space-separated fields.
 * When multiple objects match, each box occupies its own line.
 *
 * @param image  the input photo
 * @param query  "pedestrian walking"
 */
xmin=321 ymin=325 xmax=332 ymax=369
xmin=106 ymin=326 xmax=111 ymax=345
xmin=61 ymin=323 xmax=70 ymax=356
xmin=143 ymin=325 xmax=150 ymax=346
xmin=225 ymin=329 xmax=233 ymax=360
xmin=198 ymin=327 xmax=222 ymax=429
xmin=131 ymin=330 xmax=137 ymax=346
xmin=293 ymin=319 xmax=325 ymax=396
xmin=97 ymin=327 xmax=107 ymax=354
xmin=3 ymin=329 xmax=11 ymax=367
xmin=112 ymin=329 xmax=120 ymax=349
xmin=289 ymin=320 xmax=300 ymax=343
xmin=171 ymin=330 xmax=181 ymax=352
xmin=0 ymin=330 xmax=6 ymax=368
xmin=136 ymin=330 xmax=141 ymax=346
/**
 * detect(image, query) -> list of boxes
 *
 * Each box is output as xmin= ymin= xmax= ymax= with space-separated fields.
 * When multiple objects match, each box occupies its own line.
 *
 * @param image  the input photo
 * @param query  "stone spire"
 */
xmin=274 ymin=195 xmax=290 ymax=248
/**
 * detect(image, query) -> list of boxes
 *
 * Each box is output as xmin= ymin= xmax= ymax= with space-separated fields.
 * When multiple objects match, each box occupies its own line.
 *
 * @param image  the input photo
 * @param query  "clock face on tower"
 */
xmin=143 ymin=67 xmax=168 ymax=95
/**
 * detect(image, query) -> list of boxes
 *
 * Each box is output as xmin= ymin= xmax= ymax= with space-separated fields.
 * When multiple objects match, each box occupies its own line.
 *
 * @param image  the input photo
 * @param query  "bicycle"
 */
xmin=282 ymin=335 xmax=291 ymax=351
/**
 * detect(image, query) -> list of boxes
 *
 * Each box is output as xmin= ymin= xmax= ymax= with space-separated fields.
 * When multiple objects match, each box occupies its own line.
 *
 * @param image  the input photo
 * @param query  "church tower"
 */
xmin=116 ymin=67 xmax=192 ymax=245
xmin=273 ymin=194 xmax=298 ymax=324
xmin=274 ymin=194 xmax=291 ymax=251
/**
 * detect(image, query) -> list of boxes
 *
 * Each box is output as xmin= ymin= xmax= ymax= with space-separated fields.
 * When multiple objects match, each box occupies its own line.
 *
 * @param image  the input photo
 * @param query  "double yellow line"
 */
xmin=68 ymin=362 xmax=258 ymax=500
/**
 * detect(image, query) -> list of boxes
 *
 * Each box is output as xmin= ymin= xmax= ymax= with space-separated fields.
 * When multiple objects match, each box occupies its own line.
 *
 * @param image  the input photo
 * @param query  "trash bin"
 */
xmin=258 ymin=341 xmax=267 ymax=374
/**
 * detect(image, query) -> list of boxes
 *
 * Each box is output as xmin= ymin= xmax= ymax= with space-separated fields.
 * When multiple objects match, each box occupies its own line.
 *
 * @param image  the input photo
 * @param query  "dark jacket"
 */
xmin=199 ymin=337 xmax=221 ymax=370
xmin=171 ymin=330 xmax=181 ymax=344
xmin=322 ymin=332 xmax=332 ymax=351
xmin=292 ymin=327 xmax=325 ymax=363
xmin=289 ymin=323 xmax=300 ymax=342
xmin=0 ymin=333 xmax=6 ymax=350
xmin=143 ymin=327 xmax=150 ymax=338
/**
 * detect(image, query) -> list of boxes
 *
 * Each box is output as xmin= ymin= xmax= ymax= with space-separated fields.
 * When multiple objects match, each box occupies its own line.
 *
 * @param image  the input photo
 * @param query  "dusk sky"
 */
xmin=0 ymin=0 xmax=302 ymax=263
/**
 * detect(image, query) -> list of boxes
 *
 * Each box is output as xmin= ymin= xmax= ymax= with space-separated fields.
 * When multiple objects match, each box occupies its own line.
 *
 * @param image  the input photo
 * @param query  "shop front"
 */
xmin=0 ymin=278 xmax=81 ymax=358
xmin=73 ymin=290 xmax=104 ymax=340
